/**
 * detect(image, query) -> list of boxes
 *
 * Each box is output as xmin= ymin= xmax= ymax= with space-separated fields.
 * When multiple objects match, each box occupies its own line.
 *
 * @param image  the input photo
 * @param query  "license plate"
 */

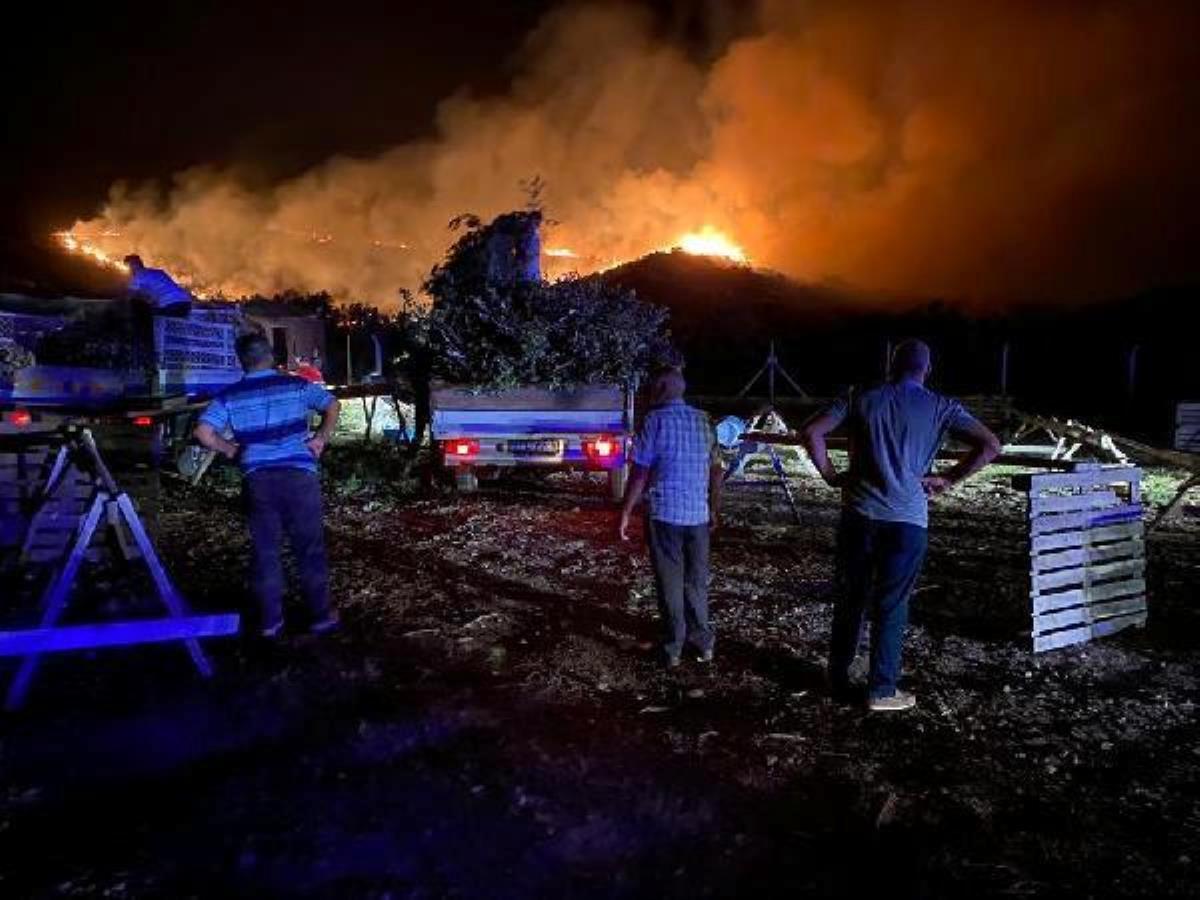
xmin=508 ymin=439 xmax=563 ymax=456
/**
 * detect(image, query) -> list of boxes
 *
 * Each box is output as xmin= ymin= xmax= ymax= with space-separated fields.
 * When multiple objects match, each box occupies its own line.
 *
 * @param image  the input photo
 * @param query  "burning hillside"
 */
xmin=56 ymin=1 xmax=1200 ymax=306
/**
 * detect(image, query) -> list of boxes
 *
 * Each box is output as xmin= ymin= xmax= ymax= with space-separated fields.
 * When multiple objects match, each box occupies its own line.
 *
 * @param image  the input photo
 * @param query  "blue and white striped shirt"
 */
xmin=631 ymin=399 xmax=719 ymax=526
xmin=198 ymin=370 xmax=334 ymax=475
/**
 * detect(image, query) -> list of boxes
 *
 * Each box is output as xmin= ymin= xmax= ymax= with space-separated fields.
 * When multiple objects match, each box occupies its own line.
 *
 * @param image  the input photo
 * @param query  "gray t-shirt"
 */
xmin=826 ymin=380 xmax=980 ymax=528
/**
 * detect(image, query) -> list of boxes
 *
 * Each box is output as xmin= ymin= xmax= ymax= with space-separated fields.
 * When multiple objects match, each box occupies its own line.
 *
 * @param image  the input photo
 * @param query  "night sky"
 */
xmin=1 ymin=1 xmax=564 ymax=236
xmin=3 ymin=1 xmax=1198 ymax=304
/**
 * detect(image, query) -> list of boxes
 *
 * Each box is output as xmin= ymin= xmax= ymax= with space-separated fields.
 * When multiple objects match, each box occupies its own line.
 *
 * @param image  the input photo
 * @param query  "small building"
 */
xmin=241 ymin=300 xmax=327 ymax=374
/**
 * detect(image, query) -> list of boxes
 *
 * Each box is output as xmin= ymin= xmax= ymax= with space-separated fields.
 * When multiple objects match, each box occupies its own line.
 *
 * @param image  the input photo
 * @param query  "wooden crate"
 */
xmin=1175 ymin=402 xmax=1200 ymax=453
xmin=0 ymin=448 xmax=54 ymax=551
xmin=1013 ymin=466 xmax=1146 ymax=652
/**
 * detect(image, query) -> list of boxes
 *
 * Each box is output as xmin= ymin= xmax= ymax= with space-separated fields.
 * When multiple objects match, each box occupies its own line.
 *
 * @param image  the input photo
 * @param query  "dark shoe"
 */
xmin=698 ymin=648 xmax=714 ymax=664
xmin=828 ymin=675 xmax=862 ymax=706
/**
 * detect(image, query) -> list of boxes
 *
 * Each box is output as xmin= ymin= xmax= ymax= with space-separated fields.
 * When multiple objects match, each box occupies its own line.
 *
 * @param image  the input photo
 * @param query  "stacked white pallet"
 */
xmin=1013 ymin=466 xmax=1147 ymax=652
xmin=1175 ymin=402 xmax=1200 ymax=453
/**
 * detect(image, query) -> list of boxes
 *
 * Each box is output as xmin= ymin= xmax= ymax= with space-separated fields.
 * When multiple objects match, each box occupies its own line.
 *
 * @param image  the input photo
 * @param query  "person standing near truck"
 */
xmin=194 ymin=332 xmax=341 ymax=638
xmin=800 ymin=340 xmax=1001 ymax=712
xmin=619 ymin=368 xmax=724 ymax=669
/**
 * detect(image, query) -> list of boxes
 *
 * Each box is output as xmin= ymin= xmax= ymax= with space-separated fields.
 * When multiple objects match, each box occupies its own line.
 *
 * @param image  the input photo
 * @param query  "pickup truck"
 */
xmin=431 ymin=382 xmax=634 ymax=500
xmin=1 ymin=300 xmax=243 ymax=475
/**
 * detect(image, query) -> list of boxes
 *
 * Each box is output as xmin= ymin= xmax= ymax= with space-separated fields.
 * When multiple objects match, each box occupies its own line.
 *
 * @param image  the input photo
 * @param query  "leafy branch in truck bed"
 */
xmin=423 ymin=210 xmax=672 ymax=389
xmin=0 ymin=339 xmax=35 ymax=382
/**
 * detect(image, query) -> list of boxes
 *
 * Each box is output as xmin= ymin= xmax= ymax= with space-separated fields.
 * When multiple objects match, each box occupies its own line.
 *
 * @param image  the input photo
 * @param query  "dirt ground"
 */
xmin=2 ymin=455 xmax=1199 ymax=899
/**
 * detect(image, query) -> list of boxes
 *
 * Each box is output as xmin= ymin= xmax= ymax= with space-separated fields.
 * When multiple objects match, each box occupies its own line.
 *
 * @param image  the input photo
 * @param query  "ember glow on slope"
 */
xmin=672 ymin=228 xmax=747 ymax=264
xmin=57 ymin=222 xmax=749 ymax=292
xmin=544 ymin=226 xmax=747 ymax=270
xmin=54 ymin=231 xmax=130 ymax=274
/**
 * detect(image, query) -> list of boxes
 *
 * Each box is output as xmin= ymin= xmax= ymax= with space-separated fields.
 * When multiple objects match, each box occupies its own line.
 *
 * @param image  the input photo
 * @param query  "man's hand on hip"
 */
xmin=922 ymin=475 xmax=953 ymax=496
xmin=306 ymin=435 xmax=328 ymax=459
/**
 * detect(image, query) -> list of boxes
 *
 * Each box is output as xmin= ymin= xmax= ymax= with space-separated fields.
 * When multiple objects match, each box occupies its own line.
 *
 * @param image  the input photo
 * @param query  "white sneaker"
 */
xmin=868 ymin=690 xmax=916 ymax=712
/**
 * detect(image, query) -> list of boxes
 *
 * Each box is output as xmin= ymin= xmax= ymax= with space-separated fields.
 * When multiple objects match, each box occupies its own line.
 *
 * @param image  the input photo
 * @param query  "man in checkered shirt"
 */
xmin=619 ymin=368 xmax=724 ymax=668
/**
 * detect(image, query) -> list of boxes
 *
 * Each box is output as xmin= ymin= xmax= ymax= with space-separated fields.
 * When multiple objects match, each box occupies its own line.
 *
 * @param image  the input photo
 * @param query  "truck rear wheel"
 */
xmin=609 ymin=464 xmax=629 ymax=502
xmin=455 ymin=467 xmax=479 ymax=493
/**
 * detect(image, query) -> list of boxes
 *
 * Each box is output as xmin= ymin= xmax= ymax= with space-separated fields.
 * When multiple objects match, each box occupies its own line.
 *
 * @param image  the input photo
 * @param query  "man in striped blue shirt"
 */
xmin=619 ymin=368 xmax=723 ymax=668
xmin=195 ymin=332 xmax=341 ymax=638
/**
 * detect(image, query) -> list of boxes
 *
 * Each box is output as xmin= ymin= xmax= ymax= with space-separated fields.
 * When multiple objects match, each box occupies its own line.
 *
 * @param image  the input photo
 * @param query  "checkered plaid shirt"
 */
xmin=631 ymin=399 xmax=719 ymax=526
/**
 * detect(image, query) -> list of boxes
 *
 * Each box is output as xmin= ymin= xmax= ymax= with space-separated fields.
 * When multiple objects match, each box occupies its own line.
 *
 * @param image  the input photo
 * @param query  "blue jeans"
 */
xmin=829 ymin=510 xmax=927 ymax=699
xmin=244 ymin=467 xmax=331 ymax=628
xmin=646 ymin=519 xmax=714 ymax=659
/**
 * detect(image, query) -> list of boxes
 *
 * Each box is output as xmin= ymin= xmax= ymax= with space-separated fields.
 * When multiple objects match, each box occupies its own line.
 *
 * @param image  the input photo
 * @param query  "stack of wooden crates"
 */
xmin=1013 ymin=465 xmax=1147 ymax=652
xmin=1 ymin=428 xmax=160 ymax=570
xmin=0 ymin=441 xmax=93 ymax=565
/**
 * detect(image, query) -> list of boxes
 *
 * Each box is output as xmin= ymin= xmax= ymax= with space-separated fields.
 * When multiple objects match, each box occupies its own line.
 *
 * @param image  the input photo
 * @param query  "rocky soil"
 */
xmin=1 ymin=456 xmax=1198 ymax=898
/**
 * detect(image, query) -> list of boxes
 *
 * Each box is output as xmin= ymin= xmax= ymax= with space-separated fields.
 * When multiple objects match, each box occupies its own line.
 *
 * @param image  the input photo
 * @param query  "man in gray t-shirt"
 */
xmin=802 ymin=340 xmax=1001 ymax=712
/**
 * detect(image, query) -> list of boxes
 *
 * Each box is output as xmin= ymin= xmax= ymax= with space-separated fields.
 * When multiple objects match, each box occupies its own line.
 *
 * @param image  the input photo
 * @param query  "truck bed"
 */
xmin=431 ymin=384 xmax=627 ymax=438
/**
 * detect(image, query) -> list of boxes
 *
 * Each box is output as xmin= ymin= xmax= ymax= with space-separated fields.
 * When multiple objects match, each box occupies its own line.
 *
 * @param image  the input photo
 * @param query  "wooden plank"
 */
xmin=24 ymin=548 xmax=67 ymax=563
xmin=1030 ymin=490 xmax=1119 ymax=517
xmin=1032 ymin=558 xmax=1146 ymax=592
xmin=1032 ymin=596 xmax=1147 ymax=634
xmin=1033 ymin=578 xmax=1145 ymax=615
xmin=1032 ymin=612 xmax=1147 ymax=653
xmin=1032 ymin=538 xmax=1143 ymax=572
xmin=1013 ymin=466 xmax=1140 ymax=493
xmin=1030 ymin=505 xmax=1143 ymax=534
xmin=1030 ymin=520 xmax=1143 ymax=553
xmin=1086 ymin=505 xmax=1144 ymax=528
xmin=0 ymin=615 xmax=240 ymax=656
xmin=1030 ymin=510 xmax=1097 ymax=535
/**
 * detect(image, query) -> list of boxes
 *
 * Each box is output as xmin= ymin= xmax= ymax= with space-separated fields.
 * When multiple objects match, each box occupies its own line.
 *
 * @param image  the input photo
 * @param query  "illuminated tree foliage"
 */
xmin=423 ymin=210 xmax=672 ymax=389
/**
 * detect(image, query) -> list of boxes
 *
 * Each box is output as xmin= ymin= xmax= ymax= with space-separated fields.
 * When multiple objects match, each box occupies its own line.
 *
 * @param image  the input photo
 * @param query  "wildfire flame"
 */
xmin=671 ymin=227 xmax=747 ymax=264
xmin=54 ymin=220 xmax=750 ymax=299
xmin=54 ymin=231 xmax=130 ymax=273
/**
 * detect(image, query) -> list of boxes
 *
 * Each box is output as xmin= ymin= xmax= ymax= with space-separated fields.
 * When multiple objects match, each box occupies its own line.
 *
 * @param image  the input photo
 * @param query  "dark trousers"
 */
xmin=646 ymin=519 xmax=714 ymax=659
xmin=830 ymin=510 xmax=928 ymax=699
xmin=244 ymin=468 xmax=331 ymax=628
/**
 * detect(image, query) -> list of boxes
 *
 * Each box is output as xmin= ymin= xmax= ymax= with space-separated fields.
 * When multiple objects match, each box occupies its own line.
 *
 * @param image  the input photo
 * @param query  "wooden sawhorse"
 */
xmin=1 ymin=425 xmax=238 ymax=710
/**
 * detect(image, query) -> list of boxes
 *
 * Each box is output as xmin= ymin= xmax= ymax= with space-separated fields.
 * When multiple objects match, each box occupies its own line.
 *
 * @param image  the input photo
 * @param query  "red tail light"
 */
xmin=6 ymin=409 xmax=32 ymax=427
xmin=132 ymin=416 xmax=154 ymax=427
xmin=584 ymin=436 xmax=620 ymax=459
xmin=444 ymin=439 xmax=480 ymax=458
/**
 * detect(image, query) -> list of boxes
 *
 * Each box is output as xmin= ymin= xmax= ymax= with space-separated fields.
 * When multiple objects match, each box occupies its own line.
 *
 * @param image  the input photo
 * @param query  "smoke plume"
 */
xmin=69 ymin=0 xmax=1200 ymax=306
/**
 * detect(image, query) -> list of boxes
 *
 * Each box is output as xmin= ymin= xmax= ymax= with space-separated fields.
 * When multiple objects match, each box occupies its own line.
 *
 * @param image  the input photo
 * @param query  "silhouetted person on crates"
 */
xmin=194 ymin=333 xmax=342 ymax=638
xmin=619 ymin=367 xmax=724 ymax=669
xmin=801 ymin=340 xmax=1001 ymax=712
xmin=123 ymin=255 xmax=194 ymax=318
